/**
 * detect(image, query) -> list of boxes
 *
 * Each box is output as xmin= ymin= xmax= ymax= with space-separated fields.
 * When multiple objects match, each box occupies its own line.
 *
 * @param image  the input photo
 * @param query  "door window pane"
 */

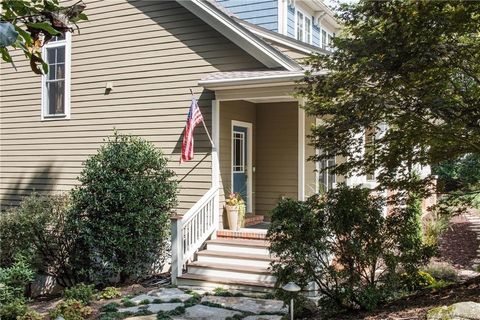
xmin=233 ymin=132 xmax=245 ymax=173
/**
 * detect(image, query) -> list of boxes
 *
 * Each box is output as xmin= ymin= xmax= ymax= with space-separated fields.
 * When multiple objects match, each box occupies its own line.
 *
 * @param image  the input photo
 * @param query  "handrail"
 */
xmin=170 ymin=186 xmax=219 ymax=284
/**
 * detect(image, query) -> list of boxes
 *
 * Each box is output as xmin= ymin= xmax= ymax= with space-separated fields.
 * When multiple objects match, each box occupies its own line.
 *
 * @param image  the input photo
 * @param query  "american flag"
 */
xmin=181 ymin=97 xmax=204 ymax=163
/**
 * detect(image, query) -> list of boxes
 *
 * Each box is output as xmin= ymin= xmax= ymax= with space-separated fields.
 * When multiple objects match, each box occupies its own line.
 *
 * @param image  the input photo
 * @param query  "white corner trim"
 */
xmin=231 ymin=120 xmax=253 ymax=213
xmin=177 ymin=0 xmax=302 ymax=71
xmin=41 ymin=32 xmax=71 ymax=121
xmin=298 ymin=101 xmax=305 ymax=201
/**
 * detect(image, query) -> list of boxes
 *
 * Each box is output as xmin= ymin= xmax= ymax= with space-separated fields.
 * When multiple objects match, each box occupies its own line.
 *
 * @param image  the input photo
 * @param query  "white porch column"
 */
xmin=212 ymin=99 xmax=220 ymax=233
xmin=298 ymin=100 xmax=305 ymax=201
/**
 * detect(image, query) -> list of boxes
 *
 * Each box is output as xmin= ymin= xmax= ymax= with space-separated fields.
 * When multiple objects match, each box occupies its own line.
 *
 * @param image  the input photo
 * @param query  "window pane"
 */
xmin=296 ymin=11 xmax=304 ymax=41
xmin=305 ymin=18 xmax=311 ymax=43
xmin=322 ymin=30 xmax=327 ymax=48
xmin=47 ymin=81 xmax=65 ymax=115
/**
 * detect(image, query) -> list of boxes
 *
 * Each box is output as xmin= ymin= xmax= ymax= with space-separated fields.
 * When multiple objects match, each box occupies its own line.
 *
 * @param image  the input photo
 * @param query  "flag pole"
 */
xmin=190 ymin=89 xmax=215 ymax=148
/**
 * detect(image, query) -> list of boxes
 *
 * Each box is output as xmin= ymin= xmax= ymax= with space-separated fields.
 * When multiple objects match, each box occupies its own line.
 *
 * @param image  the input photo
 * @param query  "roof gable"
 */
xmin=177 ymin=0 xmax=302 ymax=71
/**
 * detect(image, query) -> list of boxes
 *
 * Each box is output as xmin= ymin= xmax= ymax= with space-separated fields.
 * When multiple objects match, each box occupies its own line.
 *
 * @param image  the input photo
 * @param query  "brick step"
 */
xmin=217 ymin=229 xmax=267 ymax=240
xmin=245 ymin=214 xmax=265 ymax=227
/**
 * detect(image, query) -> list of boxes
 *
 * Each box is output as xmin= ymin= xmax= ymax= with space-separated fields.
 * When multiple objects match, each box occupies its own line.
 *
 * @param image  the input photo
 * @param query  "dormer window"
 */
xmin=295 ymin=9 xmax=312 ymax=44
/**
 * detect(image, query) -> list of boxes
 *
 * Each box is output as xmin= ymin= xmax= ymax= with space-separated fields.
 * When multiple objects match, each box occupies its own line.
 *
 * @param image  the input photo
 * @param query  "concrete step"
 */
xmin=187 ymin=262 xmax=275 ymax=282
xmin=177 ymin=273 xmax=275 ymax=293
xmin=197 ymin=250 xmax=274 ymax=268
xmin=206 ymin=238 xmax=270 ymax=255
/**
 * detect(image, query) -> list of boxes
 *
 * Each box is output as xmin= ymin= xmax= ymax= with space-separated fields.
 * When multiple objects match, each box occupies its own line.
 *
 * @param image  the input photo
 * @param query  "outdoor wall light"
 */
xmin=282 ymin=281 xmax=301 ymax=320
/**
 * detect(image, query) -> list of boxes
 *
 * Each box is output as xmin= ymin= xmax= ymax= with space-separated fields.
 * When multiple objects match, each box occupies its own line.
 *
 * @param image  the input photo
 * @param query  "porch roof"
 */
xmin=199 ymin=70 xmax=327 ymax=90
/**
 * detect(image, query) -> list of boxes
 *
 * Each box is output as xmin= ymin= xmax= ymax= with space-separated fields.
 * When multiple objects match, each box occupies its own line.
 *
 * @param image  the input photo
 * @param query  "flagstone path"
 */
xmin=104 ymin=287 xmax=286 ymax=320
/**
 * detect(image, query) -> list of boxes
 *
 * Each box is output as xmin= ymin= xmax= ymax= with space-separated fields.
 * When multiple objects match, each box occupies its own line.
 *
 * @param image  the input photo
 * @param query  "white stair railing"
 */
xmin=170 ymin=186 xmax=219 ymax=284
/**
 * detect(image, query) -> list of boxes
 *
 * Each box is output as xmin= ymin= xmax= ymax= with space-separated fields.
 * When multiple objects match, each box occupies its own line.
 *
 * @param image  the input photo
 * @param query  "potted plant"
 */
xmin=225 ymin=192 xmax=244 ymax=230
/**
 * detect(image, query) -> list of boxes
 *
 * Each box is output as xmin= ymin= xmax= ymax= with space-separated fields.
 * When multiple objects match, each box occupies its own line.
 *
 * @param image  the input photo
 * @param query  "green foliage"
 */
xmin=121 ymin=298 xmax=135 ymax=307
xmin=139 ymin=299 xmax=150 ymax=305
xmin=70 ymin=131 xmax=177 ymax=285
xmin=422 ymin=214 xmax=450 ymax=249
xmin=100 ymin=302 xmax=119 ymax=313
xmin=0 ymin=299 xmax=29 ymax=320
xmin=433 ymin=154 xmax=480 ymax=192
xmin=49 ymin=299 xmax=93 ymax=320
xmin=268 ymin=185 xmax=433 ymax=312
xmin=0 ymin=193 xmax=80 ymax=287
xmin=0 ymin=0 xmax=87 ymax=74
xmin=16 ymin=309 xmax=44 ymax=320
xmin=100 ymin=287 xmax=121 ymax=300
xmin=401 ymin=271 xmax=436 ymax=291
xmin=298 ymin=0 xmax=480 ymax=201
xmin=0 ymin=257 xmax=34 ymax=320
xmin=64 ymin=283 xmax=95 ymax=305
xmin=0 ymin=257 xmax=34 ymax=303
xmin=422 ymin=262 xmax=458 ymax=282
xmin=156 ymin=306 xmax=186 ymax=319
xmin=213 ymin=287 xmax=244 ymax=297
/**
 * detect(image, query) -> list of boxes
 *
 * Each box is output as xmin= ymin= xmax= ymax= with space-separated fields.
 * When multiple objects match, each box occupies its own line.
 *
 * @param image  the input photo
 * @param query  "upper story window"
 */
xmin=295 ymin=9 xmax=311 ymax=44
xmin=42 ymin=33 xmax=71 ymax=120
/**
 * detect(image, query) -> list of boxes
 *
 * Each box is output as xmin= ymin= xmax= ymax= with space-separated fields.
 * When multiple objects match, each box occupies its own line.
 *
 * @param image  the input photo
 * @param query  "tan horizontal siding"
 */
xmin=0 ymin=0 xmax=265 ymax=212
xmin=255 ymin=102 xmax=298 ymax=218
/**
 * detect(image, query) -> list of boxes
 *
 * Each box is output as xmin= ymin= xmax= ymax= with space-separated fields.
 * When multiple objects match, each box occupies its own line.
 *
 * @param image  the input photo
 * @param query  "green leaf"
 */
xmin=26 ymin=22 xmax=60 ymax=36
xmin=14 ymin=26 xmax=32 ymax=47
xmin=0 ymin=47 xmax=12 ymax=63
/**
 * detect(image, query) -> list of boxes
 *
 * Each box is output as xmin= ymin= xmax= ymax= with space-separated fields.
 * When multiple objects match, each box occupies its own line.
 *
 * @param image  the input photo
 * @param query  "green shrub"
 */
xmin=100 ymin=302 xmax=119 ymax=313
xmin=0 ymin=257 xmax=35 ymax=319
xmin=70 ymin=131 xmax=177 ymax=284
xmin=268 ymin=185 xmax=433 ymax=312
xmin=0 ymin=193 xmax=80 ymax=287
xmin=422 ymin=262 xmax=458 ymax=282
xmin=64 ymin=283 xmax=95 ymax=305
xmin=49 ymin=299 xmax=93 ymax=320
xmin=100 ymin=286 xmax=121 ymax=299
xmin=0 ymin=298 xmax=29 ymax=320
xmin=17 ymin=309 xmax=44 ymax=320
xmin=422 ymin=213 xmax=449 ymax=248
xmin=121 ymin=298 xmax=135 ymax=307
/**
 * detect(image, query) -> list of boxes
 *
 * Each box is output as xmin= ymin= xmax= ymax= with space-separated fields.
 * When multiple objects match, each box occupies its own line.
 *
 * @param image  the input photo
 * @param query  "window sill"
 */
xmin=42 ymin=114 xmax=69 ymax=121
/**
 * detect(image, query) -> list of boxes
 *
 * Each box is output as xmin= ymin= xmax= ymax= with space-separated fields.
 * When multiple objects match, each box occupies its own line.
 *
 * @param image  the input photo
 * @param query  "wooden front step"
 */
xmin=177 ymin=238 xmax=276 ymax=292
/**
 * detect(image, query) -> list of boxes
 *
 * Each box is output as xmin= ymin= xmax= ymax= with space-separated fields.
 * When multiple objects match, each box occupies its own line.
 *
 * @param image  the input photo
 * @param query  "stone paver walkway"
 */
xmin=105 ymin=286 xmax=287 ymax=320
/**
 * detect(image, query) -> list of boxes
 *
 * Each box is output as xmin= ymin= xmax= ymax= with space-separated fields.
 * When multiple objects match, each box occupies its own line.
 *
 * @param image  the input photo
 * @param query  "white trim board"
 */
xmin=231 ymin=120 xmax=253 ymax=213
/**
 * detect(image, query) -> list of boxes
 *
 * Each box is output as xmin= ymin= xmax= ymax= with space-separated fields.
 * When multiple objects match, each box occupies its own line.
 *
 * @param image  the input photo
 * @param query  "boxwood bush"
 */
xmin=71 ymin=131 xmax=177 ymax=285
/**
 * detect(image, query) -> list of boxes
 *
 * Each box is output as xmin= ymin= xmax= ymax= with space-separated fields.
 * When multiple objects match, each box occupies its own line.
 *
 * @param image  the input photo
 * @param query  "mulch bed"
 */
xmin=317 ymin=211 xmax=480 ymax=320
xmin=332 ymin=276 xmax=480 ymax=320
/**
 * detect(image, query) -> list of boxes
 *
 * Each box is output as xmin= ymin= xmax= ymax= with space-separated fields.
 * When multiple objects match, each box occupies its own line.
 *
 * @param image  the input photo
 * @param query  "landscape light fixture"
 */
xmin=282 ymin=281 xmax=301 ymax=320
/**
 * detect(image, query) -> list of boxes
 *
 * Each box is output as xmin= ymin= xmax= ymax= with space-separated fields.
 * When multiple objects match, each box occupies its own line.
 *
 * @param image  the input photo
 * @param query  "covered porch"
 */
xmin=205 ymin=71 xmax=320 ymax=230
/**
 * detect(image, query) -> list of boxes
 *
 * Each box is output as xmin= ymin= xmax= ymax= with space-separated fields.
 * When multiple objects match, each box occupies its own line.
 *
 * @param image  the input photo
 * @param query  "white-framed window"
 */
xmin=41 ymin=32 xmax=71 ymax=120
xmin=318 ymin=153 xmax=336 ymax=192
xmin=321 ymin=29 xmax=327 ymax=49
xmin=295 ymin=8 xmax=312 ymax=44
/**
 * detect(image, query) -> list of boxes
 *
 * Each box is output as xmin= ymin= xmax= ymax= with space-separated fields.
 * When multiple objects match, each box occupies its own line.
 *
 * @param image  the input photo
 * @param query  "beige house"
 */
xmin=0 ymin=0 xmax=346 ymax=291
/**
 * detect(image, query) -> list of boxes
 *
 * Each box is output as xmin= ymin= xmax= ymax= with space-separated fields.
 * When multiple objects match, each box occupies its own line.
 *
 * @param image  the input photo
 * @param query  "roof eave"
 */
xmin=177 ymin=0 xmax=302 ymax=71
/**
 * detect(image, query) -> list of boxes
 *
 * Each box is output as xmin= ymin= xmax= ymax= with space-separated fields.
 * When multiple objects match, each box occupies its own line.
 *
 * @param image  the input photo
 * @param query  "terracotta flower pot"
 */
xmin=225 ymin=205 xmax=239 ymax=231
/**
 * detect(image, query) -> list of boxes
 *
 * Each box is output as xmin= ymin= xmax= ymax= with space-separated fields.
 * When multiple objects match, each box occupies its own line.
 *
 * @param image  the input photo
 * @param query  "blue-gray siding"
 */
xmin=216 ymin=0 xmax=278 ymax=32
xmin=287 ymin=4 xmax=295 ymax=38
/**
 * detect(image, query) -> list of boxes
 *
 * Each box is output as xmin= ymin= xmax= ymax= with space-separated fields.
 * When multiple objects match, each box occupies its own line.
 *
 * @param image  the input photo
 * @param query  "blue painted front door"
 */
xmin=232 ymin=125 xmax=248 ymax=209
